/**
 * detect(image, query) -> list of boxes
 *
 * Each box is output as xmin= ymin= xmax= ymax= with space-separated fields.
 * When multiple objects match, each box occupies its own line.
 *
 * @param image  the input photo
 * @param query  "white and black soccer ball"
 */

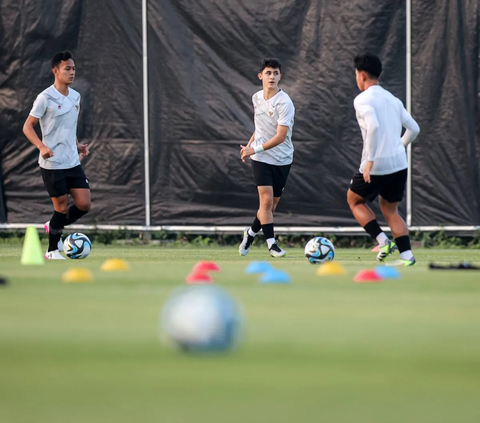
xmin=161 ymin=285 xmax=243 ymax=353
xmin=63 ymin=233 xmax=92 ymax=259
xmin=304 ymin=236 xmax=335 ymax=264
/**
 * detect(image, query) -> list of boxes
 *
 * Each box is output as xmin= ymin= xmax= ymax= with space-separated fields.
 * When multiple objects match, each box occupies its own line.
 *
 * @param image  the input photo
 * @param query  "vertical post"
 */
xmin=406 ymin=0 xmax=412 ymax=226
xmin=142 ymin=0 xmax=151 ymax=227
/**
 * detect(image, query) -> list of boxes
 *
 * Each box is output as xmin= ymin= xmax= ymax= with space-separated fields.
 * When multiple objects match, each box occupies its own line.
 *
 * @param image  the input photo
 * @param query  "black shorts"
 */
xmin=251 ymin=159 xmax=291 ymax=197
xmin=349 ymin=168 xmax=408 ymax=203
xmin=40 ymin=165 xmax=90 ymax=198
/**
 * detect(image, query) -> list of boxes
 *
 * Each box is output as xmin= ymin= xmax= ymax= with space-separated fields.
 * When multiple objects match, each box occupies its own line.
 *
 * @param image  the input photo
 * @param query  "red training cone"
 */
xmin=186 ymin=271 xmax=214 ymax=284
xmin=192 ymin=260 xmax=220 ymax=273
xmin=353 ymin=269 xmax=383 ymax=283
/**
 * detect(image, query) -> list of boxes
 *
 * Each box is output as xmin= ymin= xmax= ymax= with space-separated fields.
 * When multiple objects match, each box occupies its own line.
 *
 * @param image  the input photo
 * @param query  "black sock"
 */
xmin=48 ymin=211 xmax=67 ymax=252
xmin=251 ymin=217 xmax=262 ymax=233
xmin=363 ymin=219 xmax=382 ymax=239
xmin=65 ymin=205 xmax=89 ymax=226
xmin=395 ymin=235 xmax=411 ymax=253
xmin=262 ymin=223 xmax=274 ymax=241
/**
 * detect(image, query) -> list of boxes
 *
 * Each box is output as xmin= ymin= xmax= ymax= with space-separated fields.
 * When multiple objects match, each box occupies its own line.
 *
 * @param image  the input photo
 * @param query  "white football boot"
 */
xmin=45 ymin=250 xmax=66 ymax=260
xmin=239 ymin=227 xmax=255 ymax=256
xmin=268 ymin=241 xmax=287 ymax=258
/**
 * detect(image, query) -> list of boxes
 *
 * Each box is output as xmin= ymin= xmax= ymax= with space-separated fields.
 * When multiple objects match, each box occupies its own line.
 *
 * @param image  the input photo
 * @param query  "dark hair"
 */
xmin=51 ymin=51 xmax=74 ymax=68
xmin=354 ymin=53 xmax=382 ymax=78
xmin=259 ymin=58 xmax=282 ymax=73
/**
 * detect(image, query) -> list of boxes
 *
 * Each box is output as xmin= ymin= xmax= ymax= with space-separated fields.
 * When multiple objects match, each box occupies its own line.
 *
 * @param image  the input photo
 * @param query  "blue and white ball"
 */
xmin=161 ymin=286 xmax=242 ymax=353
xmin=304 ymin=236 xmax=335 ymax=264
xmin=63 ymin=233 xmax=92 ymax=259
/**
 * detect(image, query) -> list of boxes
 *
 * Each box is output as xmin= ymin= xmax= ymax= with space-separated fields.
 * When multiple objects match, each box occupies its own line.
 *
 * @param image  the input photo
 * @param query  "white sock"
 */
xmin=376 ymin=232 xmax=389 ymax=246
xmin=247 ymin=228 xmax=257 ymax=237
xmin=400 ymin=250 xmax=413 ymax=260
xmin=267 ymin=238 xmax=276 ymax=249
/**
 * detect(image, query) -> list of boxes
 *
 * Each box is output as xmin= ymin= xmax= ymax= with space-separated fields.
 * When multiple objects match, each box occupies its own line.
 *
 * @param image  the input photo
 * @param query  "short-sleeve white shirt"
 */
xmin=29 ymin=85 xmax=81 ymax=170
xmin=250 ymin=89 xmax=295 ymax=166
xmin=354 ymin=85 xmax=412 ymax=175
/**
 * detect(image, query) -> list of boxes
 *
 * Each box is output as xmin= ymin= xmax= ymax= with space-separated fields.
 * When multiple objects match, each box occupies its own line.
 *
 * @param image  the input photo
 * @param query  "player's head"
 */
xmin=258 ymin=58 xmax=282 ymax=91
xmin=354 ymin=53 xmax=382 ymax=91
xmin=51 ymin=51 xmax=75 ymax=85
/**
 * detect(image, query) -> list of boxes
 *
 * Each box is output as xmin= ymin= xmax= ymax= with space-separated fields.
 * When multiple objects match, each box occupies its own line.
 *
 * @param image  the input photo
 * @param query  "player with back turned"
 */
xmin=348 ymin=53 xmax=420 ymax=266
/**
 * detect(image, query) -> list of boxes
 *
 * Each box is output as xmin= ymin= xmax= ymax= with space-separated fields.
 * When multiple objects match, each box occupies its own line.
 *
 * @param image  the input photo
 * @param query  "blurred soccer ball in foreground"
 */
xmin=304 ymin=236 xmax=335 ymax=264
xmin=63 ymin=233 xmax=92 ymax=259
xmin=161 ymin=285 xmax=242 ymax=353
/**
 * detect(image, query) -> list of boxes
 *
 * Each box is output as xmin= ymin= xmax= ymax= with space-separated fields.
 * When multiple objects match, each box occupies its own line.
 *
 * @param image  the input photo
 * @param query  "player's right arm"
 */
xmin=400 ymin=106 xmax=420 ymax=147
xmin=23 ymin=94 xmax=54 ymax=159
xmin=23 ymin=115 xmax=53 ymax=159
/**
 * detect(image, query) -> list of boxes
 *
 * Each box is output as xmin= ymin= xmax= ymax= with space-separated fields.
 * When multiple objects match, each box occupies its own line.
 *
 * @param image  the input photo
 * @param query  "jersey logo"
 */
xmin=58 ymin=105 xmax=61 ymax=109
xmin=268 ymin=109 xmax=274 ymax=117
xmin=75 ymin=105 xmax=79 ymax=111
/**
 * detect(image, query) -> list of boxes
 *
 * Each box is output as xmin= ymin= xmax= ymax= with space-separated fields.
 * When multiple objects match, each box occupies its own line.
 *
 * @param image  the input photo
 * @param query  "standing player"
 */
xmin=239 ymin=58 xmax=295 ymax=258
xmin=23 ymin=51 xmax=91 ymax=260
xmin=347 ymin=53 xmax=420 ymax=266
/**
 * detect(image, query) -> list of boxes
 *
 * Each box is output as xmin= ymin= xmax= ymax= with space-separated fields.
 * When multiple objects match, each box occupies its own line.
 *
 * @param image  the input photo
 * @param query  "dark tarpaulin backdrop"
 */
xmin=0 ymin=0 xmax=145 ymax=224
xmin=0 ymin=0 xmax=478 ymax=226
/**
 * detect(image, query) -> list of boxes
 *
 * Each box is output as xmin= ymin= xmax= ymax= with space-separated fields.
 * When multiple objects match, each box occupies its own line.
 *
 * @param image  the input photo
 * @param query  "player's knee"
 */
xmin=55 ymin=204 xmax=69 ymax=214
xmin=347 ymin=190 xmax=363 ymax=209
xmin=259 ymin=196 xmax=273 ymax=210
xmin=76 ymin=200 xmax=91 ymax=212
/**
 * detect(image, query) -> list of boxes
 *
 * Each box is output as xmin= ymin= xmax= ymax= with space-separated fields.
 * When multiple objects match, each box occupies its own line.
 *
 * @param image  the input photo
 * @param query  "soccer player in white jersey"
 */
xmin=347 ymin=53 xmax=420 ymax=266
xmin=239 ymin=58 xmax=295 ymax=258
xmin=23 ymin=51 xmax=91 ymax=260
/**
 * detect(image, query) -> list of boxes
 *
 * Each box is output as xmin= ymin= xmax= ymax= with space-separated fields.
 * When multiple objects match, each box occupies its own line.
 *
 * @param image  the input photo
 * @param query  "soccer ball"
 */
xmin=304 ymin=236 xmax=335 ymax=264
xmin=161 ymin=285 xmax=242 ymax=353
xmin=63 ymin=233 xmax=92 ymax=259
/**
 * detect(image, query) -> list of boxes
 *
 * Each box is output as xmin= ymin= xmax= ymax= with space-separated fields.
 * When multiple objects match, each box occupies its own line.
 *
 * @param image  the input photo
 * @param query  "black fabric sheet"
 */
xmin=0 ymin=0 xmax=478 ymax=226
xmin=0 ymin=0 xmax=145 ymax=224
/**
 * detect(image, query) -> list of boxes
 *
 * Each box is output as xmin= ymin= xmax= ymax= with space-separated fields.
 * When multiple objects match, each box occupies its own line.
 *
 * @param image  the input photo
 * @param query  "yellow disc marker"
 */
xmin=316 ymin=262 xmax=347 ymax=276
xmin=62 ymin=268 xmax=93 ymax=283
xmin=100 ymin=258 xmax=129 ymax=271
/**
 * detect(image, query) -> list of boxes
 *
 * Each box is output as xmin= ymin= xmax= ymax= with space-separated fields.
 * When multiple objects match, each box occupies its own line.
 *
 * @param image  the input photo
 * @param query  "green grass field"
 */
xmin=1 ymin=244 xmax=480 ymax=423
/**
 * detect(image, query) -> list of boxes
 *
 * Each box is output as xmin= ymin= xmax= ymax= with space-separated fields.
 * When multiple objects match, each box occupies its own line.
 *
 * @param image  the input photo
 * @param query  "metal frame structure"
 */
xmin=2 ymin=1 xmax=477 ymax=234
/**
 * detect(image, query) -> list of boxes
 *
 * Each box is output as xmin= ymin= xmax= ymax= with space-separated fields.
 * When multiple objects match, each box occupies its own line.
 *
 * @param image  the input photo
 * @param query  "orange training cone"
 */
xmin=192 ymin=261 xmax=220 ymax=273
xmin=353 ymin=269 xmax=383 ymax=283
xmin=186 ymin=271 xmax=214 ymax=284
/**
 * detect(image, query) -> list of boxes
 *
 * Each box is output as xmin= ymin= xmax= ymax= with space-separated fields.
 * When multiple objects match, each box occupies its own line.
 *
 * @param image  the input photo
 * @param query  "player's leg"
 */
xmin=257 ymin=185 xmax=285 ymax=257
xmin=41 ymin=168 xmax=68 ymax=259
xmin=264 ymin=164 xmax=291 ymax=257
xmin=67 ymin=188 xmax=91 ymax=225
xmin=239 ymin=160 xmax=273 ymax=256
xmin=65 ymin=165 xmax=91 ymax=226
xmin=239 ymin=195 xmax=282 ymax=256
xmin=347 ymin=173 xmax=395 ymax=261
xmin=379 ymin=169 xmax=415 ymax=266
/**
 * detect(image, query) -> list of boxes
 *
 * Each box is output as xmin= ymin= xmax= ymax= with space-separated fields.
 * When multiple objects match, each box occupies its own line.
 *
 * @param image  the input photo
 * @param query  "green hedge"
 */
xmin=1 ymin=228 xmax=479 ymax=248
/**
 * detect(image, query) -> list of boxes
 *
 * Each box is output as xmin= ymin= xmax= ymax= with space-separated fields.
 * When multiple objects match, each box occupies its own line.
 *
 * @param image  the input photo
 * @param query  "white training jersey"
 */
xmin=250 ymin=89 xmax=295 ymax=166
xmin=354 ymin=85 xmax=418 ymax=175
xmin=29 ymin=85 xmax=81 ymax=170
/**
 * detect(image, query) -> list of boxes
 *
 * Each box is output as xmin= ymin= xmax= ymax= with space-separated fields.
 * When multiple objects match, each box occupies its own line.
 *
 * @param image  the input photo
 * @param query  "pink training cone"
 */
xmin=185 ymin=271 xmax=214 ymax=284
xmin=192 ymin=260 xmax=220 ymax=273
xmin=371 ymin=245 xmax=379 ymax=252
xmin=353 ymin=269 xmax=383 ymax=283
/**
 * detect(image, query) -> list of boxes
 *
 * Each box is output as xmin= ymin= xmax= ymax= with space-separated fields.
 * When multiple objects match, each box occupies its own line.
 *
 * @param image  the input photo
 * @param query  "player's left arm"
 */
xmin=76 ymin=137 xmax=89 ymax=157
xmin=362 ymin=110 xmax=379 ymax=183
xmin=354 ymin=97 xmax=379 ymax=183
